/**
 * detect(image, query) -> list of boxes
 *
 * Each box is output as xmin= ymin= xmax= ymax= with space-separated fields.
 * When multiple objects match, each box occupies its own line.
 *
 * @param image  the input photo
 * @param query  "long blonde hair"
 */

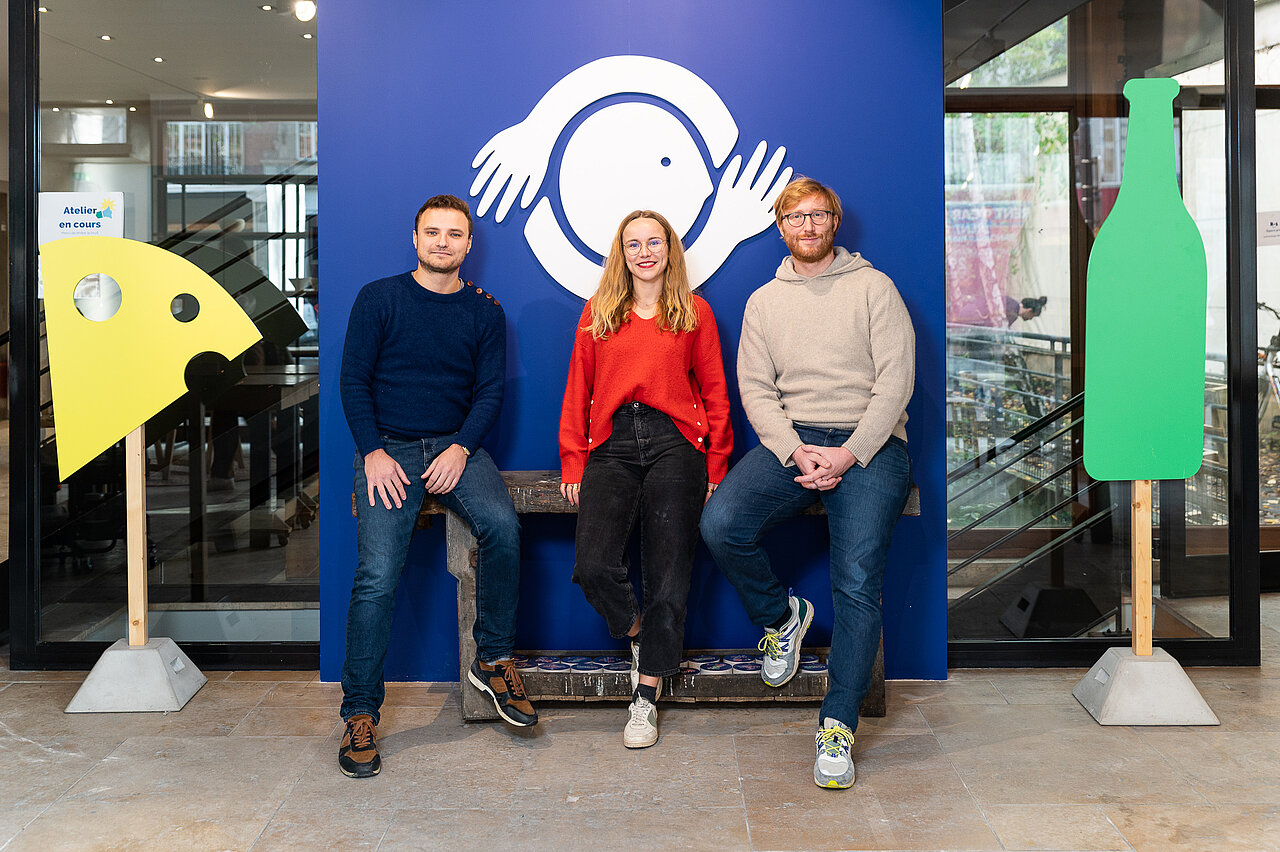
xmin=587 ymin=210 xmax=699 ymax=339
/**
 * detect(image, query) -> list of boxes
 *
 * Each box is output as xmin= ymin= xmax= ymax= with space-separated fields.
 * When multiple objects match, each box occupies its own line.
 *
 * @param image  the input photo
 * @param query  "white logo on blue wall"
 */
xmin=470 ymin=55 xmax=792 ymax=299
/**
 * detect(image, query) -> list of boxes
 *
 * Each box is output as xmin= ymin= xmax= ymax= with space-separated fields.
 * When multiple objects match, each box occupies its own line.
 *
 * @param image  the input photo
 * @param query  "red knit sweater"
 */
xmin=559 ymin=295 xmax=733 ymax=484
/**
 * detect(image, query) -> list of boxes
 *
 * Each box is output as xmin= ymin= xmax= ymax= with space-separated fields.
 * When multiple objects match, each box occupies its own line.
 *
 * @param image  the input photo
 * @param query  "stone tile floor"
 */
xmin=4 ymin=615 xmax=1280 ymax=851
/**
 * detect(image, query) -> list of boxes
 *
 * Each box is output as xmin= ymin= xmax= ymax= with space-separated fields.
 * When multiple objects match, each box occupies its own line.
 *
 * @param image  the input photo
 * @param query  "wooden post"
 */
xmin=1131 ymin=479 xmax=1153 ymax=656
xmin=125 ymin=426 xmax=149 ymax=646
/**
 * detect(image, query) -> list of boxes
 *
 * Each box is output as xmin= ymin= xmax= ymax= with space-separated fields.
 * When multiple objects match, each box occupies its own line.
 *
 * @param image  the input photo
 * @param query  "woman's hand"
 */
xmin=705 ymin=482 xmax=718 ymax=504
xmin=560 ymin=481 xmax=581 ymax=507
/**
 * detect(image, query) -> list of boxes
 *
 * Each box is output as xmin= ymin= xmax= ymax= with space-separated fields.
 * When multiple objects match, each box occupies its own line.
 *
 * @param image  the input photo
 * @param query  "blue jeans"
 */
xmin=341 ymin=436 xmax=521 ymax=723
xmin=700 ymin=429 xmax=911 ymax=730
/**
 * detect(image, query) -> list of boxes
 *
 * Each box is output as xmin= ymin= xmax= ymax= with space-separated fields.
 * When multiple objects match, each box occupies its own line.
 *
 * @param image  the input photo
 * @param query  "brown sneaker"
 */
xmin=338 ymin=713 xmax=381 ymax=778
xmin=467 ymin=657 xmax=539 ymax=726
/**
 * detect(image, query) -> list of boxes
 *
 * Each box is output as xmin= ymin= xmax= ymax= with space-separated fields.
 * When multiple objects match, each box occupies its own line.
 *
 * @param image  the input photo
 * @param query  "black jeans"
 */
xmin=573 ymin=403 xmax=707 ymax=678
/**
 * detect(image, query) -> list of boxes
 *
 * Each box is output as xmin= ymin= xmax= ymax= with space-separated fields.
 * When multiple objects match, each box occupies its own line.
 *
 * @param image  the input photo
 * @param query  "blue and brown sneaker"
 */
xmin=338 ymin=713 xmax=381 ymax=778
xmin=468 ymin=657 xmax=539 ymax=727
xmin=814 ymin=717 xmax=855 ymax=789
xmin=758 ymin=595 xmax=813 ymax=687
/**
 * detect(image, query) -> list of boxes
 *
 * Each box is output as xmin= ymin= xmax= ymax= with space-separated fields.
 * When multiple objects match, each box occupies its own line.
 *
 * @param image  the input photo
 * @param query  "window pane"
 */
xmin=37 ymin=4 xmax=319 ymax=644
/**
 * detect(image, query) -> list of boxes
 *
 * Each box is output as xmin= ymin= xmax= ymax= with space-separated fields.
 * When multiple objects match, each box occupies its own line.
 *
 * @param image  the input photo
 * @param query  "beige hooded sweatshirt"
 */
xmin=737 ymin=247 xmax=915 ymax=467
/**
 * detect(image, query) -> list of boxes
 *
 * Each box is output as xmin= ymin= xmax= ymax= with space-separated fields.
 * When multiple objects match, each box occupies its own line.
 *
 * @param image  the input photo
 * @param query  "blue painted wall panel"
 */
xmin=319 ymin=1 xmax=944 ymax=682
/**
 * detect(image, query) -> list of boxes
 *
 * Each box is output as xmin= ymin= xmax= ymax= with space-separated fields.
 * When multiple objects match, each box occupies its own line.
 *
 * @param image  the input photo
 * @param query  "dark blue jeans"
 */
xmin=700 ymin=429 xmax=911 ymax=730
xmin=341 ymin=436 xmax=521 ymax=723
xmin=573 ymin=403 xmax=707 ymax=678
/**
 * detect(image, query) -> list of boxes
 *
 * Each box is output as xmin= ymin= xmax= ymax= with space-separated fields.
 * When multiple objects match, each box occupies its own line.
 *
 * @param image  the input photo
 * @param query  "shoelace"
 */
xmin=496 ymin=661 xmax=528 ymax=700
xmin=628 ymin=697 xmax=654 ymax=726
xmin=758 ymin=632 xmax=784 ymax=659
xmin=816 ymin=725 xmax=852 ymax=758
xmin=348 ymin=719 xmax=375 ymax=750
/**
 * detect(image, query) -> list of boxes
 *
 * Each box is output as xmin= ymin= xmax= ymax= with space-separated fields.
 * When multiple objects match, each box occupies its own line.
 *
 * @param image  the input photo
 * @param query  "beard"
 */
xmin=418 ymin=251 xmax=464 ymax=275
xmin=784 ymin=228 xmax=835 ymax=263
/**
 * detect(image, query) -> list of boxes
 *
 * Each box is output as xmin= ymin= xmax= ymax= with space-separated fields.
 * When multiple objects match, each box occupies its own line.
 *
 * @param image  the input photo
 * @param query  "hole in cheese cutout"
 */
xmin=73 ymin=273 xmax=123 ymax=322
xmin=171 ymin=293 xmax=200 ymax=322
xmin=41 ymin=236 xmax=263 ymax=479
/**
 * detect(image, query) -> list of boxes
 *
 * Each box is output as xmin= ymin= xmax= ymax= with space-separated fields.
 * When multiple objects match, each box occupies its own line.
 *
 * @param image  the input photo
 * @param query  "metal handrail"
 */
xmin=946 ymin=392 xmax=1083 ymax=484
xmin=946 ymin=478 xmax=1103 ymax=577
xmin=948 ymin=453 xmax=1082 ymax=540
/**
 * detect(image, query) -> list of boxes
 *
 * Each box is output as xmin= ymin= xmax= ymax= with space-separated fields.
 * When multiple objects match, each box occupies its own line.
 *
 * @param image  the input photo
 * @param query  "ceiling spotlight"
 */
xmin=100 ymin=34 xmax=112 ymax=40
xmin=302 ymin=32 xmax=313 ymax=39
xmin=261 ymin=4 xmax=273 ymax=9
xmin=154 ymin=56 xmax=163 ymax=62
xmin=128 ymin=106 xmax=137 ymax=112
xmin=204 ymin=101 xmax=215 ymax=120
xmin=38 ymin=6 xmax=49 ymax=12
xmin=51 ymin=106 xmax=60 ymax=112
xmin=105 ymin=99 xmax=114 ymax=104
xmin=294 ymin=1 xmax=316 ymax=23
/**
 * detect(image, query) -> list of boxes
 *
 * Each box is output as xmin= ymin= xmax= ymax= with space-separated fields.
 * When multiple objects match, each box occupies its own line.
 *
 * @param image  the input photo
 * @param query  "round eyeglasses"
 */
xmin=781 ymin=210 xmax=832 ymax=228
xmin=623 ymin=238 xmax=668 ymax=255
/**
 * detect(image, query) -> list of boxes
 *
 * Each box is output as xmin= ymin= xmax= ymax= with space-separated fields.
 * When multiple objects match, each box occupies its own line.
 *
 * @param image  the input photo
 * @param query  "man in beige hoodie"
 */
xmin=701 ymin=177 xmax=915 ymax=789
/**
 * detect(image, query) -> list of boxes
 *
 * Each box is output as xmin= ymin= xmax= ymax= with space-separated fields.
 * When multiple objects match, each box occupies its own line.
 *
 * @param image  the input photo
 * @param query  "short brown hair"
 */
xmin=414 ymin=195 xmax=473 ymax=234
xmin=773 ymin=177 xmax=843 ymax=230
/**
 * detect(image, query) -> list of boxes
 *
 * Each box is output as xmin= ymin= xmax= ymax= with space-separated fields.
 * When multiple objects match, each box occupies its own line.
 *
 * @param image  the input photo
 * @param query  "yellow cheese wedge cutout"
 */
xmin=42 ymin=236 xmax=263 ymax=479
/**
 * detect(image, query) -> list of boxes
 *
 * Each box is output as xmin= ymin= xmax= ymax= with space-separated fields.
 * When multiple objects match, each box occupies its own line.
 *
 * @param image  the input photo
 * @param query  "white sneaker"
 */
xmin=630 ymin=640 xmax=640 ymax=692
xmin=813 ymin=717 xmax=855 ymax=789
xmin=623 ymin=695 xmax=659 ymax=749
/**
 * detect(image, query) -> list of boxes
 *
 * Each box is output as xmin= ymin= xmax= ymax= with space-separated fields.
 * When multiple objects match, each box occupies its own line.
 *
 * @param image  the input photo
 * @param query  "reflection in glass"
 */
xmin=37 ymin=3 xmax=319 ymax=647
xmin=946 ymin=0 xmax=1231 ymax=645
xmin=72 ymin=273 xmax=123 ymax=322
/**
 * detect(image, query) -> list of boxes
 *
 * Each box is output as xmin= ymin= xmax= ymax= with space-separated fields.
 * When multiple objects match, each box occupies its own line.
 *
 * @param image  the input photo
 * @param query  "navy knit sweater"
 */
xmin=340 ymin=272 xmax=506 ymax=458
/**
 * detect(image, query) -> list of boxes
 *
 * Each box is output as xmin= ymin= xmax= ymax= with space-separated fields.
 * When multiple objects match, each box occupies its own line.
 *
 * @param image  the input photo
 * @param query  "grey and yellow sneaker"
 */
xmin=623 ymin=693 xmax=659 ymax=749
xmin=758 ymin=595 xmax=813 ymax=687
xmin=813 ymin=717 xmax=855 ymax=789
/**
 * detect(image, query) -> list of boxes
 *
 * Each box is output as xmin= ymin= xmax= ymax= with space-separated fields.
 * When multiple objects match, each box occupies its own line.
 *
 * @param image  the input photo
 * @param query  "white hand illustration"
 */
xmin=470 ymin=121 xmax=556 ymax=224
xmin=686 ymin=141 xmax=792 ymax=288
xmin=470 ymin=55 xmax=739 ymax=223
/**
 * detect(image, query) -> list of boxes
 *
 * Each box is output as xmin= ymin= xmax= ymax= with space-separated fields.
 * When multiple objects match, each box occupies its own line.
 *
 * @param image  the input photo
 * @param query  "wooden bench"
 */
xmin=360 ymin=471 xmax=920 ymax=722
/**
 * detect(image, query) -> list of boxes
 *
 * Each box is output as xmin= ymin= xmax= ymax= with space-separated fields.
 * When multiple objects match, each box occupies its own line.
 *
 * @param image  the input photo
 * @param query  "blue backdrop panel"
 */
xmin=319 ymin=1 xmax=944 ymax=682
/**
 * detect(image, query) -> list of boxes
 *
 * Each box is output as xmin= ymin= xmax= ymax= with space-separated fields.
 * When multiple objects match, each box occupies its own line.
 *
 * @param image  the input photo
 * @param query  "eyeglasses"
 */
xmin=781 ymin=210 xmax=832 ymax=228
xmin=623 ymin=238 xmax=667 ymax=255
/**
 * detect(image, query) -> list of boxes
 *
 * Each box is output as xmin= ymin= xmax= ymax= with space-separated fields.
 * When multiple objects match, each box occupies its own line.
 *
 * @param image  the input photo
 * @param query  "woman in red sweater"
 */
xmin=559 ymin=209 xmax=733 ymax=749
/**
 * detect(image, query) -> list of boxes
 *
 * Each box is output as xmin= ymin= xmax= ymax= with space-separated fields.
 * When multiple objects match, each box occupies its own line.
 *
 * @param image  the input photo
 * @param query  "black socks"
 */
xmin=635 ymin=683 xmax=658 ymax=704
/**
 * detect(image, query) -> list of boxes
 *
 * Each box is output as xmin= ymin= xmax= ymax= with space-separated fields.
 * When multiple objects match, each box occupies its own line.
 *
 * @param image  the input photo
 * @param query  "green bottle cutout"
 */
xmin=1083 ymin=77 xmax=1208 ymax=481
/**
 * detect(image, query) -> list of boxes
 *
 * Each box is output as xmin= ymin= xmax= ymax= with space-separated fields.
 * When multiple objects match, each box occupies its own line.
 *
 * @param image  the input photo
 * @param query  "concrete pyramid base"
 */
xmin=65 ymin=638 xmax=207 ymax=713
xmin=1073 ymin=647 xmax=1218 ymax=726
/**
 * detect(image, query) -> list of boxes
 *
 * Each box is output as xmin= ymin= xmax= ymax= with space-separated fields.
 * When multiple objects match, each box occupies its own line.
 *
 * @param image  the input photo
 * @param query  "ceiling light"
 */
xmin=302 ymin=32 xmax=313 ymax=39
xmin=154 ymin=57 xmax=163 ymax=62
xmin=128 ymin=106 xmax=137 ymax=112
xmin=38 ymin=6 xmax=49 ymax=12
xmin=294 ymin=1 xmax=316 ymax=23
xmin=261 ymin=4 xmax=273 ymax=9
xmin=105 ymin=99 xmax=114 ymax=104
xmin=51 ymin=106 xmax=60 ymax=112
xmin=100 ymin=34 xmax=112 ymax=41
xmin=204 ymin=101 xmax=215 ymax=120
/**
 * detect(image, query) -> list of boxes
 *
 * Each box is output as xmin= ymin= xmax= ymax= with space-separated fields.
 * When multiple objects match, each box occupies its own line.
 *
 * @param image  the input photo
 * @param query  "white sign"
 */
xmin=39 ymin=192 xmax=125 ymax=245
xmin=1260 ymin=211 xmax=1280 ymax=248
xmin=470 ymin=55 xmax=792 ymax=299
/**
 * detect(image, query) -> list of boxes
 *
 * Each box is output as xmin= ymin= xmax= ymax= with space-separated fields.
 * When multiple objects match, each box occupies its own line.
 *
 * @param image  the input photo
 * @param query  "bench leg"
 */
xmin=860 ymin=635 xmax=886 ymax=718
xmin=444 ymin=511 xmax=498 ymax=721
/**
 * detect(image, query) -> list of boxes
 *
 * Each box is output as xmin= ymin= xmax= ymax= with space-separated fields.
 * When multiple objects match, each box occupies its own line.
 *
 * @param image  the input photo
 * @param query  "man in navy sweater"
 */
xmin=337 ymin=195 xmax=536 ymax=779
